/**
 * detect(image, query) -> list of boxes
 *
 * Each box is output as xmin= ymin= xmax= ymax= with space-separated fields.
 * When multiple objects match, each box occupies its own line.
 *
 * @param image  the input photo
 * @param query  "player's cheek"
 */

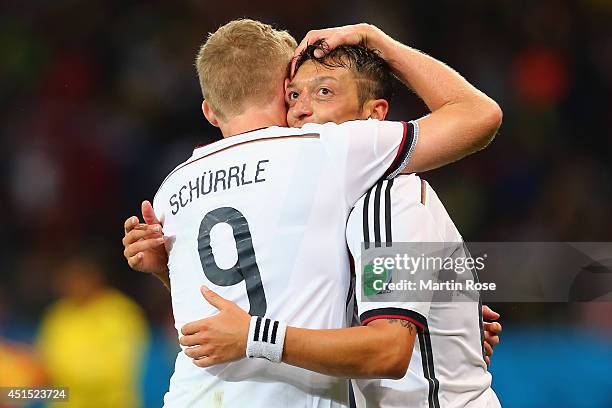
xmin=316 ymin=107 xmax=335 ymax=124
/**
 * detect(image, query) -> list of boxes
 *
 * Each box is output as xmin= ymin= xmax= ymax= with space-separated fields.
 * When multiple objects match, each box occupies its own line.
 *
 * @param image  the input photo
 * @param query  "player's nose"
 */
xmin=293 ymin=95 xmax=313 ymax=121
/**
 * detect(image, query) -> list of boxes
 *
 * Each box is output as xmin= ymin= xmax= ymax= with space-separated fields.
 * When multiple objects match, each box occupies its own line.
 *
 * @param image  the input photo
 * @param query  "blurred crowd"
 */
xmin=1 ymin=1 xmax=611 ymax=407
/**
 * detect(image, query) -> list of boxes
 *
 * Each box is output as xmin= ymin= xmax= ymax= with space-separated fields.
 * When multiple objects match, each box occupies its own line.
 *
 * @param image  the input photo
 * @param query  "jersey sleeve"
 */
xmin=347 ymin=176 xmax=449 ymax=333
xmin=319 ymin=119 xmax=418 ymax=206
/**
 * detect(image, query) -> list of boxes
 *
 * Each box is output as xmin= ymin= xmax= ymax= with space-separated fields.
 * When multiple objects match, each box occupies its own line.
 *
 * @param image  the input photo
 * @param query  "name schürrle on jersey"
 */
xmin=169 ymin=159 xmax=270 ymax=215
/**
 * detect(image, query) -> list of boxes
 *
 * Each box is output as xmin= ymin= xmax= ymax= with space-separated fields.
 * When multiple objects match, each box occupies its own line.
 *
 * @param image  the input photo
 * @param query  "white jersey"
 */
xmin=154 ymin=120 xmax=417 ymax=407
xmin=346 ymin=175 xmax=501 ymax=408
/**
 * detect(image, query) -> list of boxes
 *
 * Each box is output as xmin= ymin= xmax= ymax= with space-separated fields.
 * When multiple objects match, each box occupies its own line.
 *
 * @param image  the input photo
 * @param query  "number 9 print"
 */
xmin=197 ymin=207 xmax=267 ymax=316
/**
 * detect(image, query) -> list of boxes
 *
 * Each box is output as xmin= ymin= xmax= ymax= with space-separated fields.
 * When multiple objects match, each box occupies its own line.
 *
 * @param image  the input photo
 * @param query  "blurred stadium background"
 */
xmin=1 ymin=1 xmax=611 ymax=407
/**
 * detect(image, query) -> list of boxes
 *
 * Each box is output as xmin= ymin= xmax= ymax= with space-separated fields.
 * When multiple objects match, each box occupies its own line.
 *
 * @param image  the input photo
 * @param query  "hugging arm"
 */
xmin=293 ymin=24 xmax=503 ymax=173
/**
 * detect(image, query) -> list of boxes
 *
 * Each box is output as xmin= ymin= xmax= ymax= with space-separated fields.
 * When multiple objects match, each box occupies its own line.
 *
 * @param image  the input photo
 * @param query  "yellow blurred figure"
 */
xmin=38 ymin=256 xmax=148 ymax=408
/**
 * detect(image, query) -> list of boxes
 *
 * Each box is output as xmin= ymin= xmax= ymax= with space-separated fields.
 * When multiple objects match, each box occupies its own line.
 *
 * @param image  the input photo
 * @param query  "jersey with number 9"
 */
xmin=153 ymin=120 xmax=416 ymax=408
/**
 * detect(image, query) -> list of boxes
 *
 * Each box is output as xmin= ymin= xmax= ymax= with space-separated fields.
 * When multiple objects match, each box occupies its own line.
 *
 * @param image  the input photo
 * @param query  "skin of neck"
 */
xmin=219 ymin=97 xmax=287 ymax=137
xmin=206 ymin=75 xmax=289 ymax=138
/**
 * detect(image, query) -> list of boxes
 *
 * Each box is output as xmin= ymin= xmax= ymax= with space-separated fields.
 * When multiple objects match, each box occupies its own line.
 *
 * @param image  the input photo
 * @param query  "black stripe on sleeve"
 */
xmin=418 ymin=332 xmax=432 ymax=408
xmin=384 ymin=178 xmax=394 ymax=246
xmin=262 ymin=318 xmax=271 ymax=342
xmin=362 ymin=188 xmax=372 ymax=250
xmin=360 ymin=307 xmax=427 ymax=332
xmin=373 ymin=181 xmax=384 ymax=247
xmin=383 ymin=121 xmax=415 ymax=179
xmin=418 ymin=328 xmax=441 ymax=408
xmin=253 ymin=316 xmax=262 ymax=341
xmin=270 ymin=320 xmax=279 ymax=344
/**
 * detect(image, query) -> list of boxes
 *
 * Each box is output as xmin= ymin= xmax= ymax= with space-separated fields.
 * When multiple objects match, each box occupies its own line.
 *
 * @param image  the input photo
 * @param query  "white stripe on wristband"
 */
xmin=246 ymin=316 xmax=287 ymax=363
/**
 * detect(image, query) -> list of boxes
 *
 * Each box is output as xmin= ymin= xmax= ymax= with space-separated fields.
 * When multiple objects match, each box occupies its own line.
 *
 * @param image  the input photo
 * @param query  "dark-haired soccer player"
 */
xmin=179 ymin=25 xmax=501 ymax=407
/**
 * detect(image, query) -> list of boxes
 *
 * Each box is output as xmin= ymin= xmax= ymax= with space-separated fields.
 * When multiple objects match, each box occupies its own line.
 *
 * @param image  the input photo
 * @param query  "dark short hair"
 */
xmin=294 ymin=39 xmax=394 ymax=108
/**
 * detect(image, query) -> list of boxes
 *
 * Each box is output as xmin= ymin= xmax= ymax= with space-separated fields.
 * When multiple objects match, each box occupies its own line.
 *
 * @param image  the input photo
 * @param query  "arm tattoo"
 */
xmin=386 ymin=318 xmax=415 ymax=335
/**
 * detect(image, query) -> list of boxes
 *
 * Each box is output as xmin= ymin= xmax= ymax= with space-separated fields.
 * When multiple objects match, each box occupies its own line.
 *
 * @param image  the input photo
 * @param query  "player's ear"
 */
xmin=202 ymin=100 xmax=220 ymax=128
xmin=363 ymin=99 xmax=389 ymax=120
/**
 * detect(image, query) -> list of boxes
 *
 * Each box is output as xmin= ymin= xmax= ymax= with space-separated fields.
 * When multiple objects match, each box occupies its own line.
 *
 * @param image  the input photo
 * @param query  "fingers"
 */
xmin=184 ymin=345 xmax=210 ymax=360
xmin=200 ymin=285 xmax=228 ymax=311
xmin=123 ymin=236 xmax=165 ymax=259
xmin=485 ymin=332 xmax=500 ymax=347
xmin=126 ymin=253 xmax=144 ymax=270
xmin=185 ymin=345 xmax=222 ymax=367
xmin=483 ymin=320 xmax=500 ymax=362
xmin=318 ymin=31 xmax=353 ymax=55
xmin=483 ymin=321 xmax=502 ymax=334
xmin=294 ymin=30 xmax=325 ymax=58
xmin=123 ymin=222 xmax=164 ymax=272
xmin=142 ymin=200 xmax=161 ymax=226
xmin=181 ymin=319 xmax=207 ymax=336
xmin=181 ymin=334 xmax=226 ymax=368
xmin=124 ymin=216 xmax=140 ymax=234
xmin=482 ymin=307 xmax=501 ymax=358
xmin=484 ymin=331 xmax=500 ymax=347
xmin=291 ymin=29 xmax=330 ymax=76
xmin=482 ymin=305 xmax=500 ymax=321
xmin=122 ymin=224 xmax=162 ymax=247
xmin=291 ymin=25 xmax=371 ymax=77
xmin=179 ymin=333 xmax=203 ymax=347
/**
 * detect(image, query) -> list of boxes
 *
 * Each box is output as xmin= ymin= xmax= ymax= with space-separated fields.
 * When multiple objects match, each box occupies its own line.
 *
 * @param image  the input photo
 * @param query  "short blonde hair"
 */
xmin=196 ymin=19 xmax=297 ymax=122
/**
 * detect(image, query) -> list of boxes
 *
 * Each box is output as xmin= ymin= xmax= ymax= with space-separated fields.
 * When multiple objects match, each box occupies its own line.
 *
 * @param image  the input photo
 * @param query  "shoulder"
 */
xmin=303 ymin=119 xmax=378 ymax=135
